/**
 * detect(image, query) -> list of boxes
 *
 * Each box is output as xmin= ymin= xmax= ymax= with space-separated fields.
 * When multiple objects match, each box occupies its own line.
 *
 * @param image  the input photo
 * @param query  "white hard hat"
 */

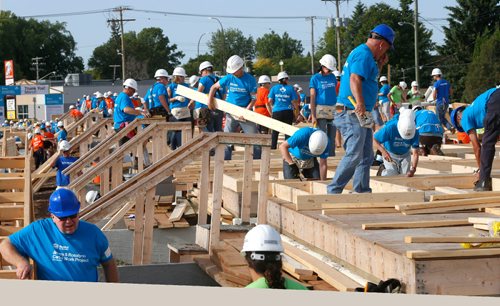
xmin=86 ymin=190 xmax=99 ymax=205
xmin=154 ymin=68 xmax=169 ymax=79
xmin=57 ymin=121 xmax=64 ymax=127
xmin=293 ymin=83 xmax=300 ymax=88
xmin=123 ymin=78 xmax=138 ymax=90
xmin=9 ymin=120 xmax=13 ymax=124
xmin=431 ymin=68 xmax=442 ymax=76
xmin=58 ymin=140 xmax=71 ymax=152
xmin=309 ymin=130 xmax=328 ymax=155
xmin=399 ymin=81 xmax=407 ymax=89
xmin=277 ymin=71 xmax=289 ymax=81
xmin=258 ymin=75 xmax=271 ymax=84
xmin=397 ymin=109 xmax=416 ymax=140
xmin=379 ymin=76 xmax=388 ymax=82
xmin=411 ymin=81 xmax=418 ymax=87
xmin=133 ymin=92 xmax=139 ymax=97
xmin=189 ymin=75 xmax=200 ymax=87
xmin=333 ymin=70 xmax=341 ymax=77
xmin=103 ymin=92 xmax=109 ymax=98
xmin=113 ymin=93 xmax=118 ymax=96
xmin=226 ymin=55 xmax=244 ymax=74
xmin=108 ymin=108 xmax=113 ymax=115
xmin=96 ymin=92 xmax=104 ymax=99
xmin=27 ymin=133 xmax=33 ymax=140
xmin=199 ymin=61 xmax=213 ymax=72
xmin=85 ymin=95 xmax=90 ymax=99
xmin=319 ymin=54 xmax=337 ymax=71
xmin=69 ymin=105 xmax=75 ymax=110
xmin=34 ymin=128 xmax=41 ymax=134
xmin=107 ymin=91 xmax=113 ymax=96
xmin=172 ymin=67 xmax=187 ymax=77
xmin=241 ymin=224 xmax=283 ymax=253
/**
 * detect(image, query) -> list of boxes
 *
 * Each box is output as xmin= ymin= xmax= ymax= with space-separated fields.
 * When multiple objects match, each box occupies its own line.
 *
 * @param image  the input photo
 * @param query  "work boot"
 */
xmin=430 ymin=144 xmax=444 ymax=156
xmin=474 ymin=177 xmax=492 ymax=192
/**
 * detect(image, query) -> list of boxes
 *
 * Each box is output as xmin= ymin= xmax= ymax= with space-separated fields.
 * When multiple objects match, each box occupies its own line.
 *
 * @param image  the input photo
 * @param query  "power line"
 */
xmin=20 ymin=8 xmax=115 ymax=18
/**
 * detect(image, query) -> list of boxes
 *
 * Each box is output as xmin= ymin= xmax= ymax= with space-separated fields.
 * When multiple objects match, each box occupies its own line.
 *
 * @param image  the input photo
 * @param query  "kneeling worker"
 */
xmin=242 ymin=224 xmax=307 ymax=290
xmin=0 ymin=189 xmax=118 ymax=282
xmin=451 ymin=87 xmax=500 ymax=191
xmin=374 ymin=109 xmax=419 ymax=177
xmin=279 ymin=128 xmax=330 ymax=180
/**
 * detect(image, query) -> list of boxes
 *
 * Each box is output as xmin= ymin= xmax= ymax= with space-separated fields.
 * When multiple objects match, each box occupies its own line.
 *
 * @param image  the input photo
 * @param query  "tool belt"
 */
xmin=150 ymin=106 xmax=168 ymax=117
xmin=194 ymin=108 xmax=211 ymax=127
xmin=316 ymin=105 xmax=335 ymax=120
xmin=171 ymin=107 xmax=191 ymax=120
xmin=291 ymin=154 xmax=315 ymax=170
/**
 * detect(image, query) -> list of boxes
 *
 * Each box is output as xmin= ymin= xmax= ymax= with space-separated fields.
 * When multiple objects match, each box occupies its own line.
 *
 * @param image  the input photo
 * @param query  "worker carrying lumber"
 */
xmin=412 ymin=106 xmax=444 ymax=156
xmin=242 ymin=224 xmax=308 ymax=290
xmin=0 ymin=189 xmax=118 ymax=282
xmin=254 ymin=75 xmax=272 ymax=134
xmin=145 ymin=68 xmax=170 ymax=119
xmin=373 ymin=108 xmax=419 ymax=177
xmin=208 ymin=55 xmax=261 ymax=160
xmin=327 ymin=24 xmax=393 ymax=194
xmin=279 ymin=128 xmax=330 ymax=180
xmin=167 ymin=67 xmax=192 ymax=150
xmin=310 ymin=54 xmax=338 ymax=157
xmin=197 ymin=61 xmax=225 ymax=132
xmin=431 ymin=68 xmax=454 ymax=132
xmin=450 ymin=87 xmax=500 ymax=191
xmin=268 ymin=71 xmax=298 ymax=149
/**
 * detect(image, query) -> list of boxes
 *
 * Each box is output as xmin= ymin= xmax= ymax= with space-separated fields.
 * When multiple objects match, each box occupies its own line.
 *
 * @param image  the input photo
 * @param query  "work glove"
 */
xmin=175 ymin=96 xmax=185 ymax=102
xmin=289 ymin=162 xmax=300 ymax=179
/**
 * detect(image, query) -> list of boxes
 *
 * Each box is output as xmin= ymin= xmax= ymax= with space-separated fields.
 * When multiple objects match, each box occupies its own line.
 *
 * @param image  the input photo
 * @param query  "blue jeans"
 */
xmin=283 ymin=158 xmax=319 ymax=179
xmin=223 ymin=114 xmax=262 ymax=160
xmin=207 ymin=110 xmax=224 ymax=132
xmin=168 ymin=116 xmax=191 ymax=150
xmin=316 ymin=118 xmax=336 ymax=156
xmin=327 ymin=110 xmax=373 ymax=194
xmin=436 ymin=102 xmax=452 ymax=130
xmin=371 ymin=107 xmax=384 ymax=127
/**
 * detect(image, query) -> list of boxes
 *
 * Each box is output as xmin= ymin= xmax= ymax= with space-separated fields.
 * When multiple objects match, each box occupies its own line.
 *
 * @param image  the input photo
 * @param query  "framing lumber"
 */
xmin=407 ymin=248 xmax=500 ymax=259
xmin=430 ymin=191 xmax=500 ymax=201
xmin=197 ymin=150 xmax=210 ymax=225
xmin=322 ymin=208 xmax=397 ymax=215
xmin=397 ymin=196 xmax=500 ymax=214
xmin=209 ymin=145 xmax=225 ymax=255
xmin=362 ymin=219 xmax=470 ymax=230
xmin=0 ymin=192 xmax=24 ymax=204
xmin=132 ymin=190 xmax=146 ymax=265
xmin=373 ymin=174 xmax=477 ymax=191
xmin=405 ymin=236 xmax=500 ymax=243
xmin=485 ymin=207 xmax=500 ymax=216
xmin=468 ymin=217 xmax=500 ymax=225
xmin=176 ymin=85 xmax=299 ymax=136
xmin=257 ymin=146 xmax=271 ymax=224
xmin=240 ymin=145 xmax=253 ymax=223
xmin=434 ymin=186 xmax=468 ymax=195
xmin=100 ymin=201 xmax=134 ymax=231
xmin=169 ymin=202 xmax=187 ymax=222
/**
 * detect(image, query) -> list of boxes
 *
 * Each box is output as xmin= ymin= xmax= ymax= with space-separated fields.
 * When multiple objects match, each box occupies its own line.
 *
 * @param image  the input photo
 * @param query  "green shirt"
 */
xmin=407 ymin=90 xmax=422 ymax=103
xmin=389 ymin=86 xmax=404 ymax=104
xmin=246 ymin=277 xmax=309 ymax=290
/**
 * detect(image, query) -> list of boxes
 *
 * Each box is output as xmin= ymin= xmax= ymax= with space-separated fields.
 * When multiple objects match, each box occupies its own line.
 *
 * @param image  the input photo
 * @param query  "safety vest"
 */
xmin=31 ymin=135 xmax=44 ymax=151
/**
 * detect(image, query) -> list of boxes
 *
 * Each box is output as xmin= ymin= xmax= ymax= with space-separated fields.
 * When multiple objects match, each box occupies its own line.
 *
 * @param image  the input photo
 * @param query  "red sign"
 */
xmin=4 ymin=60 xmax=14 ymax=85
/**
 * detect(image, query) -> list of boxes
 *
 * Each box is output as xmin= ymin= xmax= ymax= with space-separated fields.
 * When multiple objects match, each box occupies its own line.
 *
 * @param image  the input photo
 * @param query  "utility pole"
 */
xmin=108 ymin=7 xmax=134 ymax=81
xmin=109 ymin=65 xmax=120 ymax=83
xmin=335 ymin=0 xmax=342 ymax=69
xmin=31 ymin=57 xmax=44 ymax=84
xmin=307 ymin=16 xmax=316 ymax=74
xmin=414 ymin=0 xmax=420 ymax=87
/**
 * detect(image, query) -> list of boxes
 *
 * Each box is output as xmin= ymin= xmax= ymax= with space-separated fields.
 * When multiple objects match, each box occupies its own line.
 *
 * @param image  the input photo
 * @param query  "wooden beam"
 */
xmin=362 ymin=219 xmax=470 ymax=230
xmin=0 ymin=192 xmax=24 ymax=204
xmin=0 ymin=178 xmax=24 ymax=190
xmin=240 ymin=145 xmax=253 ymax=223
xmin=374 ymin=175 xmax=477 ymax=191
xmin=407 ymin=248 xmax=500 ymax=259
xmin=132 ymin=190 xmax=146 ymax=265
xmin=468 ymin=217 xmax=500 ymax=225
xmin=197 ymin=150 xmax=210 ymax=225
xmin=396 ymin=197 xmax=500 ymax=214
xmin=209 ymin=145 xmax=225 ymax=255
xmin=142 ymin=188 xmax=156 ymax=264
xmin=322 ymin=208 xmax=397 ymax=215
xmin=100 ymin=201 xmax=134 ymax=231
xmin=430 ymin=191 xmax=500 ymax=201
xmin=405 ymin=236 xmax=500 ymax=243
xmin=434 ymin=186 xmax=468 ymax=195
xmin=257 ymin=146 xmax=271 ymax=224
xmin=486 ymin=207 xmax=500 ymax=216
xmin=176 ymin=85 xmax=298 ymax=136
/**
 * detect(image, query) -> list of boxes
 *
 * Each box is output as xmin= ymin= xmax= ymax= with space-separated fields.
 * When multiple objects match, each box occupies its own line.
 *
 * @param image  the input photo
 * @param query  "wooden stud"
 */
xmin=257 ymin=146 xmax=271 ymax=224
xmin=407 ymin=248 xmax=500 ymax=259
xmin=101 ymin=201 xmax=134 ymax=231
xmin=209 ymin=145 xmax=225 ymax=255
xmin=142 ymin=188 xmax=156 ymax=264
xmin=240 ymin=145 xmax=253 ymax=223
xmin=434 ymin=186 xmax=468 ymax=195
xmin=197 ymin=150 xmax=210 ymax=225
xmin=362 ymin=219 xmax=470 ymax=230
xmin=431 ymin=191 xmax=500 ymax=201
xmin=405 ymin=236 xmax=500 ymax=243
xmin=132 ymin=190 xmax=146 ymax=265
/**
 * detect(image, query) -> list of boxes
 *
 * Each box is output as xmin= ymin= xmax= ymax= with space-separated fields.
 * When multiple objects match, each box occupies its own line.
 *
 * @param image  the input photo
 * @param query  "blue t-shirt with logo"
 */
xmin=433 ymin=79 xmax=451 ymax=104
xmin=287 ymin=127 xmax=330 ymax=160
xmin=414 ymin=110 xmax=443 ymax=136
xmin=9 ymin=219 xmax=113 ymax=282
xmin=338 ymin=44 xmax=379 ymax=111
xmin=53 ymin=155 xmax=78 ymax=186
xmin=461 ymin=88 xmax=498 ymax=133
xmin=147 ymin=82 xmax=168 ymax=109
xmin=168 ymin=83 xmax=190 ymax=109
xmin=268 ymin=84 xmax=297 ymax=112
xmin=91 ymin=97 xmax=98 ymax=109
xmin=302 ymin=104 xmax=311 ymax=118
xmin=379 ymin=84 xmax=390 ymax=103
xmin=113 ymin=92 xmax=136 ymax=129
xmin=219 ymin=72 xmax=257 ymax=107
xmin=57 ymin=129 xmax=67 ymax=142
xmin=309 ymin=73 xmax=337 ymax=106
xmin=374 ymin=119 xmax=419 ymax=155
xmin=98 ymin=100 xmax=109 ymax=117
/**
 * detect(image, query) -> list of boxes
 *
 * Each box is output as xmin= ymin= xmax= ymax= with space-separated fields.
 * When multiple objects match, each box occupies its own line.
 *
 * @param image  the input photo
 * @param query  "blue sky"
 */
xmin=2 ymin=0 xmax=456 ymax=68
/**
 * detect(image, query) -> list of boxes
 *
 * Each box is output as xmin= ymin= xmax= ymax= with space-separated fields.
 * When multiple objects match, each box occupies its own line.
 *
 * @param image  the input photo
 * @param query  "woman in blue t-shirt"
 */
xmin=167 ymin=67 xmax=191 ymax=150
xmin=268 ymin=71 xmax=298 ymax=149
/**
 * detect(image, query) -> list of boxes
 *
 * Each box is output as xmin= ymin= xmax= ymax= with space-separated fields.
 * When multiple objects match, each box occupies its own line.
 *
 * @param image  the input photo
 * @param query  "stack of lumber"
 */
xmin=468 ymin=216 xmax=500 ymax=231
xmin=189 ymin=187 xmax=234 ymax=224
xmin=123 ymin=195 xmax=194 ymax=229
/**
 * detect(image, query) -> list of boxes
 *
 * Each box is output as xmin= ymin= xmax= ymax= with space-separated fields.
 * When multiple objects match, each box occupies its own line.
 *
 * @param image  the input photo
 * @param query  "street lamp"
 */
xmin=279 ymin=60 xmax=284 ymax=72
xmin=197 ymin=33 xmax=206 ymax=57
xmin=398 ymin=1 xmax=419 ymax=86
xmin=209 ymin=17 xmax=226 ymax=73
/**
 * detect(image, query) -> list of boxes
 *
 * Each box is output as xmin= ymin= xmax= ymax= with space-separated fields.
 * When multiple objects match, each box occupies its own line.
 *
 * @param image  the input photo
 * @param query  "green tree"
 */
xmin=463 ymin=28 xmax=500 ymax=103
xmin=255 ymin=31 xmax=303 ymax=60
xmin=183 ymin=54 xmax=215 ymax=76
xmin=0 ymin=11 xmax=83 ymax=83
xmin=283 ymin=55 xmax=311 ymax=75
xmin=208 ymin=28 xmax=255 ymax=72
xmin=253 ymin=58 xmax=279 ymax=76
xmin=88 ymin=27 xmax=183 ymax=80
xmin=439 ymin=0 xmax=499 ymax=100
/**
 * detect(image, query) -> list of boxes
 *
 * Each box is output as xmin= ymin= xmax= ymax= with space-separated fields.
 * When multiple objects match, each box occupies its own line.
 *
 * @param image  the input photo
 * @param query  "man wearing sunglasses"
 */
xmin=0 ymin=189 xmax=118 ymax=282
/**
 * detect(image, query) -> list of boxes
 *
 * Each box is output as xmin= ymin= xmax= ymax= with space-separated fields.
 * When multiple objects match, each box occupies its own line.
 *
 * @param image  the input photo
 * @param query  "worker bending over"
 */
xmin=279 ymin=128 xmax=330 ymax=180
xmin=412 ymin=106 xmax=444 ymax=156
xmin=373 ymin=109 xmax=419 ymax=177
xmin=451 ymin=87 xmax=500 ymax=191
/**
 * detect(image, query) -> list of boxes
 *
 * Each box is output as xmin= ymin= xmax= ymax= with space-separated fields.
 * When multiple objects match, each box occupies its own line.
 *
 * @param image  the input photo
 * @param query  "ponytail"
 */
xmin=245 ymin=252 xmax=285 ymax=289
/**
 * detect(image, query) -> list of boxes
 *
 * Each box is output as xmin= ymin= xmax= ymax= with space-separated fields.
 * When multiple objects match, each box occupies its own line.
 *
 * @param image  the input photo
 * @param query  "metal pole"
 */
xmin=309 ymin=17 xmax=315 ymax=74
xmin=414 ymin=0 xmax=419 ymax=86
xmin=119 ymin=8 xmax=126 ymax=81
xmin=335 ymin=0 xmax=342 ymax=69
xmin=197 ymin=33 xmax=206 ymax=57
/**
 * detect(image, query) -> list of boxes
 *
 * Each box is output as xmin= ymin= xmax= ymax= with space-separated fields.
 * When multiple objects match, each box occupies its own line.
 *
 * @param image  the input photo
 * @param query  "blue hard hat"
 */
xmin=371 ymin=24 xmax=395 ymax=49
xmin=450 ymin=105 xmax=466 ymax=132
xmin=48 ymin=189 xmax=81 ymax=218
xmin=40 ymin=123 xmax=46 ymax=129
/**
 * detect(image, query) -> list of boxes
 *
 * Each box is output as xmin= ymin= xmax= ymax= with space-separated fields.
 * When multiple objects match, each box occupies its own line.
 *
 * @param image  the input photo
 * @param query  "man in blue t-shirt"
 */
xmin=412 ymin=106 xmax=444 ymax=156
xmin=327 ymin=24 xmax=394 ymax=194
xmin=208 ymin=55 xmax=261 ymax=160
xmin=279 ymin=128 xmax=330 ymax=180
xmin=451 ymin=87 xmax=500 ymax=191
xmin=198 ymin=61 xmax=224 ymax=132
xmin=50 ymin=140 xmax=78 ymax=187
xmin=374 ymin=109 xmax=419 ymax=177
xmin=57 ymin=121 xmax=67 ymax=142
xmin=0 ymin=189 xmax=118 ymax=282
xmin=431 ymin=68 xmax=454 ymax=131
xmin=146 ymin=69 xmax=170 ymax=119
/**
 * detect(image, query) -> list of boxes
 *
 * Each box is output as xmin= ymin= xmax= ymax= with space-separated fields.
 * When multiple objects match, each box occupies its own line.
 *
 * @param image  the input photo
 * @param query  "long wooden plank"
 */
xmin=209 ymin=145 xmax=225 ymax=255
xmin=0 ymin=192 xmax=24 ymax=204
xmin=362 ymin=219 xmax=470 ymax=230
xmin=468 ymin=217 xmax=500 ymax=225
xmin=0 ymin=178 xmax=24 ymax=190
xmin=402 ymin=202 xmax=500 ymax=215
xmin=0 ymin=206 xmax=24 ymax=220
xmin=169 ymin=202 xmax=187 ymax=222
xmin=396 ymin=196 xmax=500 ymax=211
xmin=485 ymin=207 xmax=500 ymax=216
xmin=282 ymin=239 xmax=360 ymax=291
xmin=100 ymin=201 xmax=135 ymax=231
xmin=433 ymin=186 xmax=468 ymax=195
xmin=142 ymin=188 xmax=156 ymax=264
xmin=405 ymin=236 xmax=500 ymax=243
xmin=257 ymin=146 xmax=271 ymax=224
xmin=374 ymin=175 xmax=477 ymax=191
xmin=322 ymin=208 xmax=397 ymax=215
xmin=431 ymin=191 xmax=500 ymax=201
xmin=240 ymin=145 xmax=253 ymax=223
xmin=197 ymin=150 xmax=210 ymax=225
xmin=407 ymin=248 xmax=500 ymax=259
xmin=176 ymin=85 xmax=298 ymax=136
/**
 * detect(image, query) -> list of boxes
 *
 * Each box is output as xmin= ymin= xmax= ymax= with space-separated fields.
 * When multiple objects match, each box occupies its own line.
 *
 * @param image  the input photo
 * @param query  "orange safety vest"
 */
xmin=31 ymin=135 xmax=44 ymax=151
xmin=105 ymin=97 xmax=114 ymax=110
xmin=254 ymin=87 xmax=270 ymax=117
xmin=70 ymin=109 xmax=83 ymax=119
xmin=131 ymin=98 xmax=141 ymax=108
xmin=86 ymin=99 xmax=92 ymax=110
xmin=44 ymin=131 xmax=55 ymax=139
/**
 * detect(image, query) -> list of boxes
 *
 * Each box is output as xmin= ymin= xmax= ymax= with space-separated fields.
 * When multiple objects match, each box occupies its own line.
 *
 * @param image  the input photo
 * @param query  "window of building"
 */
xmin=17 ymin=105 xmax=29 ymax=119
